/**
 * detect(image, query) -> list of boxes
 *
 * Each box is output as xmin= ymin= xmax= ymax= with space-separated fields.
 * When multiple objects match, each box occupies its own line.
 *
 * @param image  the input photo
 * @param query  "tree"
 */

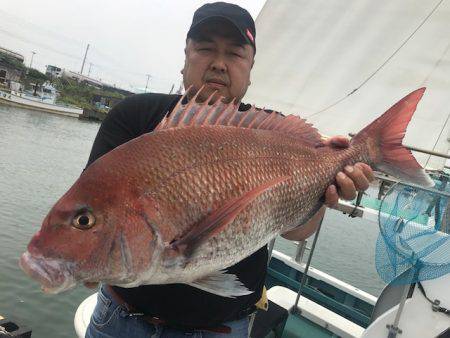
xmin=27 ymin=68 xmax=49 ymax=83
xmin=0 ymin=53 xmax=26 ymax=72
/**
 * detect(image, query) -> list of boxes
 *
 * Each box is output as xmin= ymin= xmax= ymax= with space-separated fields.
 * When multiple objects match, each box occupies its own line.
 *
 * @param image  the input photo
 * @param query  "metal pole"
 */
xmin=386 ymin=273 xmax=417 ymax=338
xmin=29 ymin=51 xmax=36 ymax=69
xmin=374 ymin=173 xmax=450 ymax=198
xmin=144 ymin=74 xmax=151 ymax=93
xmin=386 ymin=255 xmax=418 ymax=338
xmin=294 ymin=240 xmax=308 ymax=263
xmin=349 ymin=133 xmax=450 ymax=160
xmin=267 ymin=238 xmax=276 ymax=263
xmin=88 ymin=63 xmax=93 ymax=77
xmin=80 ymin=44 xmax=90 ymax=75
xmin=291 ymin=216 xmax=324 ymax=314
xmin=26 ymin=51 xmax=36 ymax=75
xmin=408 ymin=145 xmax=450 ymax=160
xmin=386 ymin=283 xmax=413 ymax=338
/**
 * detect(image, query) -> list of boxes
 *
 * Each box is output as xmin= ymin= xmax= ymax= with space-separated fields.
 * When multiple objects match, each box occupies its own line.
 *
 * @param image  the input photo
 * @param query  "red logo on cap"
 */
xmin=246 ymin=29 xmax=254 ymax=43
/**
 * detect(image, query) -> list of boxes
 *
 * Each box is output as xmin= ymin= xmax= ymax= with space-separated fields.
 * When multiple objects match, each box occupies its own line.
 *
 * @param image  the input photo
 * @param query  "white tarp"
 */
xmin=245 ymin=0 xmax=450 ymax=170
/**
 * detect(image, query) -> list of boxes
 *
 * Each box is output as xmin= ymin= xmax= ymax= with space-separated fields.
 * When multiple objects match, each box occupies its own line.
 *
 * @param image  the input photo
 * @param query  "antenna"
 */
xmin=88 ymin=63 xmax=93 ymax=77
xmin=144 ymin=74 xmax=151 ymax=93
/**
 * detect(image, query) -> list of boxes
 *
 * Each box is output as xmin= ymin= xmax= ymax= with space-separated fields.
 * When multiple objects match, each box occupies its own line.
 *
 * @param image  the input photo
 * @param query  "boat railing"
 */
xmin=294 ymin=240 xmax=310 ymax=264
xmin=263 ymin=145 xmax=450 ymax=332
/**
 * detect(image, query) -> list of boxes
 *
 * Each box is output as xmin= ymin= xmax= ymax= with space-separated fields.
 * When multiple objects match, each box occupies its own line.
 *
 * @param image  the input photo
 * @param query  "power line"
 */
xmin=0 ymin=27 xmax=82 ymax=61
xmin=0 ymin=28 xmax=162 ymax=81
xmin=0 ymin=10 xmax=176 ymax=84
xmin=0 ymin=24 xmax=178 ymax=90
xmin=425 ymin=111 xmax=450 ymax=168
xmin=0 ymin=9 xmax=85 ymax=47
xmin=88 ymin=62 xmax=94 ymax=77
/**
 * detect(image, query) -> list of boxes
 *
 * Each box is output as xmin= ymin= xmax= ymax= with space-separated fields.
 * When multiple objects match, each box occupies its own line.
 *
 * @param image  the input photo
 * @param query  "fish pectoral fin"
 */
xmin=169 ymin=176 xmax=290 ymax=257
xmin=185 ymin=270 xmax=253 ymax=298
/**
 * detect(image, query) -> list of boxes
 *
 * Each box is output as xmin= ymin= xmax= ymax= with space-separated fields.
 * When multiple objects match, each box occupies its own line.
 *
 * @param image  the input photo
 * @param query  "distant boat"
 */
xmin=0 ymin=82 xmax=83 ymax=118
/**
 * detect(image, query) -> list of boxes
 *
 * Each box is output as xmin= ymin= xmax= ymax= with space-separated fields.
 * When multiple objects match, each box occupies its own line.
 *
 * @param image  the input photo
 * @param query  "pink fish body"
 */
xmin=20 ymin=88 xmax=432 ymax=297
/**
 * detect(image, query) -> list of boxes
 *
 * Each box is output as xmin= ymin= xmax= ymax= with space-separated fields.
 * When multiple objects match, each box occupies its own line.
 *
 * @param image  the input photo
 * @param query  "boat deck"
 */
xmin=259 ymin=286 xmax=364 ymax=338
xmin=280 ymin=314 xmax=339 ymax=338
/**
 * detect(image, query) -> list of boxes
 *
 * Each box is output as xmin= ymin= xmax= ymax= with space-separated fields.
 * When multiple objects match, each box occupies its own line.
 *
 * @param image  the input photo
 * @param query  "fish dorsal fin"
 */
xmin=155 ymin=88 xmax=322 ymax=145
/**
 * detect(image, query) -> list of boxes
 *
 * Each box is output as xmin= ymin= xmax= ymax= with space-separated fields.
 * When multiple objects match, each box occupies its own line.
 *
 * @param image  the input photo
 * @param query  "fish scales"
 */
xmin=20 ymin=88 xmax=433 ymax=297
xmin=108 ymin=127 xmax=363 ymax=282
xmin=96 ymin=128 xmax=345 ymax=282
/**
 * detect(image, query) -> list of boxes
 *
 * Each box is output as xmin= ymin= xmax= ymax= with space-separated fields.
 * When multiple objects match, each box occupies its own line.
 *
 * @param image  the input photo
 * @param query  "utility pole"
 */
xmin=176 ymin=81 xmax=184 ymax=94
xmin=168 ymin=83 xmax=175 ymax=94
xmin=80 ymin=44 xmax=90 ymax=75
xmin=29 ymin=51 xmax=36 ymax=69
xmin=27 ymin=51 xmax=36 ymax=74
xmin=144 ymin=74 xmax=151 ymax=93
xmin=88 ymin=63 xmax=93 ymax=77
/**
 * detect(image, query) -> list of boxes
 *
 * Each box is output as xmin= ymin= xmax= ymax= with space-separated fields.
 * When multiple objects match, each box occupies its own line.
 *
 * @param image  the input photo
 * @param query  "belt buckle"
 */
xmin=127 ymin=311 xmax=145 ymax=317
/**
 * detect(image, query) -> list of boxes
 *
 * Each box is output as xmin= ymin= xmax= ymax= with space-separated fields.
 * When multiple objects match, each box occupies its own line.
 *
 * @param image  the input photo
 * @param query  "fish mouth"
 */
xmin=19 ymin=251 xmax=76 ymax=294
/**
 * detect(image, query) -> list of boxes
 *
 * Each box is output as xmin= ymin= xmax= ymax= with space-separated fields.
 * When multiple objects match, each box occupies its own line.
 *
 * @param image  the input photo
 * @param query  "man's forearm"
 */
xmin=281 ymin=206 xmax=326 ymax=241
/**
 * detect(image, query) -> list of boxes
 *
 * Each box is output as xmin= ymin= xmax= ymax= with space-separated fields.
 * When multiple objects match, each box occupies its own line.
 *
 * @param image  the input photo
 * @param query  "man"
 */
xmin=85 ymin=2 xmax=373 ymax=337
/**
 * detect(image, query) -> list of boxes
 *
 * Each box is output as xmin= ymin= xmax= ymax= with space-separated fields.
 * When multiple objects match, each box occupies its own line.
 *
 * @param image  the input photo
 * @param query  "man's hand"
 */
xmin=322 ymin=136 xmax=374 ymax=207
xmin=282 ymin=136 xmax=374 ymax=241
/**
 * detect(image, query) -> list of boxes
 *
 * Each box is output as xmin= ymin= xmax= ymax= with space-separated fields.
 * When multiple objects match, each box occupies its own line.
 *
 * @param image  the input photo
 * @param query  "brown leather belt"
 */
xmin=104 ymin=285 xmax=232 ymax=334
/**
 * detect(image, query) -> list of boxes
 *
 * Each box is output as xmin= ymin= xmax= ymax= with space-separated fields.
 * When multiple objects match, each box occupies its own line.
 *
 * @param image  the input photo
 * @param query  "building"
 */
xmin=45 ymin=65 xmax=62 ymax=79
xmin=0 ymin=46 xmax=24 ymax=63
xmin=61 ymin=69 xmax=103 ymax=88
xmin=0 ymin=46 xmax=25 ymax=88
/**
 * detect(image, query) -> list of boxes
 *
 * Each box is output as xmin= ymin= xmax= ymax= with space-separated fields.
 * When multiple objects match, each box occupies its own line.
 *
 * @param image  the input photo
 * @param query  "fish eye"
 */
xmin=73 ymin=211 xmax=95 ymax=230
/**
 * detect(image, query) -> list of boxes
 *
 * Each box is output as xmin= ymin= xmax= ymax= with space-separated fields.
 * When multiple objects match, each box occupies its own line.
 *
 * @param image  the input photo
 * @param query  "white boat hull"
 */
xmin=0 ymin=91 xmax=83 ymax=118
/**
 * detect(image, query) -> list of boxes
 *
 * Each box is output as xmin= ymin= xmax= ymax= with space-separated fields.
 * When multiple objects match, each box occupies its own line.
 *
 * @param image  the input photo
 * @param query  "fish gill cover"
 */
xmin=376 ymin=174 xmax=450 ymax=285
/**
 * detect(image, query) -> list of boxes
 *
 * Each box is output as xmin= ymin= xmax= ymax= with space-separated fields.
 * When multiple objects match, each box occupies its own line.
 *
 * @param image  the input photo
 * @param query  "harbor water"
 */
xmin=0 ymin=105 xmax=385 ymax=338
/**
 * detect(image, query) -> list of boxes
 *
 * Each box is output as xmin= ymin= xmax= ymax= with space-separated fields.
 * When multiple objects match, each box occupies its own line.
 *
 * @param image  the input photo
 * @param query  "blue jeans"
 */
xmin=85 ymin=286 xmax=250 ymax=338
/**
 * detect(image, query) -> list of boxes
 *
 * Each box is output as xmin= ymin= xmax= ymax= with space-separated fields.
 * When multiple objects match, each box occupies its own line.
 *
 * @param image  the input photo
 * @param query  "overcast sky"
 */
xmin=0 ymin=0 xmax=265 ymax=93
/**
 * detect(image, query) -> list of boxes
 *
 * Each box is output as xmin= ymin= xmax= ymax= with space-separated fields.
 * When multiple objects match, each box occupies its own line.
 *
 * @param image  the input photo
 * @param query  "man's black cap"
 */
xmin=187 ymin=2 xmax=256 ymax=51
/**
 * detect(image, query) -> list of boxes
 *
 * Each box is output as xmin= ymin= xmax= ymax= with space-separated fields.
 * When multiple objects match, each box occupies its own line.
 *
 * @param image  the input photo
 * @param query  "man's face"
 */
xmin=182 ymin=20 xmax=254 ymax=103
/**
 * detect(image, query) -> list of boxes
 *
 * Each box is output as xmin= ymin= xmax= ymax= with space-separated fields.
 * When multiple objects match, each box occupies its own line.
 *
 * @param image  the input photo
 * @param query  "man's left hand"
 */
xmin=322 ymin=136 xmax=374 ymax=207
xmin=279 ymin=135 xmax=375 ymax=241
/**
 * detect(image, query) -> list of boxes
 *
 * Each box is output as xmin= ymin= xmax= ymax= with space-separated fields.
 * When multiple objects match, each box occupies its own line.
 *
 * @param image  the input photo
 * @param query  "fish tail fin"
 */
xmin=351 ymin=88 xmax=434 ymax=187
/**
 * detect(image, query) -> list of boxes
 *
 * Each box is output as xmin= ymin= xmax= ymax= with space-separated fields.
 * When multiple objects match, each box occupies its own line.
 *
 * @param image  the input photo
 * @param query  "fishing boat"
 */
xmin=0 ymin=82 xmax=83 ymax=118
xmin=247 ymin=0 xmax=450 ymax=335
xmin=73 ymin=0 xmax=450 ymax=337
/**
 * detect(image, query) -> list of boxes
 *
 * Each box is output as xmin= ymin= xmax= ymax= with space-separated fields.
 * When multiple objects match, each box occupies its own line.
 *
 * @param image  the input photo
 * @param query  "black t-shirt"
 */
xmin=85 ymin=92 xmax=268 ymax=327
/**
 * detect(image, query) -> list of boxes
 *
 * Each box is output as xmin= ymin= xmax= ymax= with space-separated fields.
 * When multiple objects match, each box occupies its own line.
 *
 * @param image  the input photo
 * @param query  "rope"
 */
xmin=425 ymin=111 xmax=450 ymax=168
xmin=308 ymin=0 xmax=445 ymax=118
xmin=418 ymin=282 xmax=450 ymax=315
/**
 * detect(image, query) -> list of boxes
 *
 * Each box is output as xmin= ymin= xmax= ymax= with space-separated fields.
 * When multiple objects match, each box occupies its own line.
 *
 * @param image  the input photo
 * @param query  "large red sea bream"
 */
xmin=20 ymin=88 xmax=433 ymax=297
